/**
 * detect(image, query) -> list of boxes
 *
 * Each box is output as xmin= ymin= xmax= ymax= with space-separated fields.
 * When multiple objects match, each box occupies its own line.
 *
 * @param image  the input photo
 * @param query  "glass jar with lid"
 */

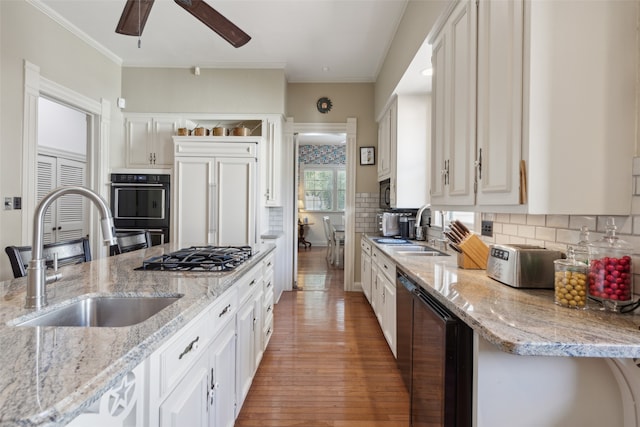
xmin=587 ymin=218 xmax=634 ymax=312
xmin=554 ymin=248 xmax=589 ymax=309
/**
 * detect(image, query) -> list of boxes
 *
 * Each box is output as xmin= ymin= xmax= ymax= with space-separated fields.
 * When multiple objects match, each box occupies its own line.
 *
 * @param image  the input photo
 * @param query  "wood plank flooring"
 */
xmin=235 ymin=247 xmax=409 ymax=427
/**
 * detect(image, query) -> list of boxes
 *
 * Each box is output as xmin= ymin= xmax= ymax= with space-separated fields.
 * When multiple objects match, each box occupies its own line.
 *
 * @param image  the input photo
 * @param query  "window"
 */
xmin=432 ymin=210 xmax=477 ymax=232
xmin=302 ymin=167 xmax=345 ymax=211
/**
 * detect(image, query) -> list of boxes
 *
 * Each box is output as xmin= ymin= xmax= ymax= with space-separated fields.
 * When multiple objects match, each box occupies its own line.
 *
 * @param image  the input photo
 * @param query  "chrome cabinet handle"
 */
xmin=218 ymin=303 xmax=231 ymax=317
xmin=178 ymin=336 xmax=199 ymax=360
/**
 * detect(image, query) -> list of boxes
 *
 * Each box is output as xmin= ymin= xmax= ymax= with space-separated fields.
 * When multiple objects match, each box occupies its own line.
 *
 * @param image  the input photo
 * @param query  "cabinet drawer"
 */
xmin=374 ymin=249 xmax=396 ymax=283
xmin=174 ymin=140 xmax=257 ymax=157
xmin=263 ymin=287 xmax=274 ymax=315
xmin=238 ymin=263 xmax=263 ymax=306
xmin=157 ymin=311 xmax=210 ymax=398
xmin=208 ymin=287 xmax=238 ymax=341
xmin=361 ymin=238 xmax=372 ymax=256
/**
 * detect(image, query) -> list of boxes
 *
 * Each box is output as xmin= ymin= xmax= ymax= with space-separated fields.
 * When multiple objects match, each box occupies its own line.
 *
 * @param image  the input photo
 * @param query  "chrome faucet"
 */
xmin=415 ymin=204 xmax=431 ymax=241
xmin=26 ymin=186 xmax=117 ymax=309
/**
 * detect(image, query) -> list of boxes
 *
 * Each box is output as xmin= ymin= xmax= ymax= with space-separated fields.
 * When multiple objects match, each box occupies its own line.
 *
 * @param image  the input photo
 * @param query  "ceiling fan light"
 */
xmin=116 ymin=0 xmax=155 ymax=37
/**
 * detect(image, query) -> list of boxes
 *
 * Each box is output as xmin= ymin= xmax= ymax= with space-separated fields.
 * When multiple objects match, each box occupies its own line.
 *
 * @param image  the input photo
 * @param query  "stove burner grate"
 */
xmin=140 ymin=246 xmax=252 ymax=272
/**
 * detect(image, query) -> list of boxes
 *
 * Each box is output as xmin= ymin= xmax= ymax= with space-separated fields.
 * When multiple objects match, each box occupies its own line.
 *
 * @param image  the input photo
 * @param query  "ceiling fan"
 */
xmin=115 ymin=0 xmax=251 ymax=48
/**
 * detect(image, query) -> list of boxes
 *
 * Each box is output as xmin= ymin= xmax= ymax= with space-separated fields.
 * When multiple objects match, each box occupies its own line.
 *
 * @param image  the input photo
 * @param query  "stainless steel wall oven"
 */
xmin=110 ymin=173 xmax=170 ymax=245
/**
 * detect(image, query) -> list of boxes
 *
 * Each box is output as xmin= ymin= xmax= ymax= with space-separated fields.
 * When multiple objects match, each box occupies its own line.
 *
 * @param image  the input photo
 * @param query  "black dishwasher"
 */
xmin=397 ymin=268 xmax=473 ymax=427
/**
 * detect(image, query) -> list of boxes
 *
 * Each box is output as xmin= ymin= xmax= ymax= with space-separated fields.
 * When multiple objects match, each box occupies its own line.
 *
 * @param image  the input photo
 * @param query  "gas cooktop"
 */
xmin=139 ymin=246 xmax=253 ymax=272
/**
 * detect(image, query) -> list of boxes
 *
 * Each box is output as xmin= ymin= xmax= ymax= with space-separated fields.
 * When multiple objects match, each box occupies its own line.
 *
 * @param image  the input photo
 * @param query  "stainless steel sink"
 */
xmin=13 ymin=295 xmax=183 ymax=327
xmin=393 ymin=245 xmax=449 ymax=256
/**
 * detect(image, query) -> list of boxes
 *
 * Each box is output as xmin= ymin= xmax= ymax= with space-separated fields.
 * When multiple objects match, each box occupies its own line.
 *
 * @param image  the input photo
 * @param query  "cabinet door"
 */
xmin=159 ymin=352 xmax=209 ymax=427
xmin=174 ymin=157 xmax=215 ymax=247
xmin=377 ymin=108 xmax=392 ymax=181
xmin=236 ymin=298 xmax=255 ymax=410
xmin=125 ymin=117 xmax=153 ymax=167
xmin=211 ymin=326 xmax=237 ymax=427
xmin=215 ymin=157 xmax=256 ymax=247
xmin=153 ymin=118 xmax=179 ymax=167
xmin=361 ymin=251 xmax=372 ymax=304
xmin=382 ymin=276 xmax=397 ymax=358
xmin=263 ymin=117 xmax=282 ymax=206
xmin=476 ymin=0 xmax=523 ymax=206
xmin=252 ymin=286 xmax=265 ymax=369
xmin=375 ymin=268 xmax=386 ymax=328
xmin=370 ymin=253 xmax=380 ymax=315
xmin=430 ymin=0 xmax=477 ymax=206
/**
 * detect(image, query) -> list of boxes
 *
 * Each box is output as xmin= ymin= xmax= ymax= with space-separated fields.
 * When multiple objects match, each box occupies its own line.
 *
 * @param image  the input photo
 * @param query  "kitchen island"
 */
xmin=365 ymin=235 xmax=640 ymax=427
xmin=0 ymin=242 xmax=275 ymax=426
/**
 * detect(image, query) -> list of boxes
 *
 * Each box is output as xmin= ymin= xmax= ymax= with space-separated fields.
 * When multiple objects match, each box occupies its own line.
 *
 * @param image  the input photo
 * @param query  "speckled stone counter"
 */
xmin=0 ymin=243 xmax=274 ymax=426
xmin=366 ymin=235 xmax=640 ymax=358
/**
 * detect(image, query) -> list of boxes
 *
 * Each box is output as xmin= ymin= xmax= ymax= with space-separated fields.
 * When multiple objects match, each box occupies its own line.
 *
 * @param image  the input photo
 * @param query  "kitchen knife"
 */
xmin=448 ymin=227 xmax=466 ymax=243
xmin=444 ymin=231 xmax=461 ymax=244
xmin=449 ymin=243 xmax=463 ymax=253
xmin=453 ymin=220 xmax=471 ymax=236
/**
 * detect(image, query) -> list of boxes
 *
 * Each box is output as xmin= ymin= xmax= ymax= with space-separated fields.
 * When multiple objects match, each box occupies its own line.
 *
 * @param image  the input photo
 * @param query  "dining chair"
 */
xmin=322 ymin=216 xmax=345 ymax=268
xmin=5 ymin=237 xmax=92 ymax=279
xmin=110 ymin=230 xmax=152 ymax=256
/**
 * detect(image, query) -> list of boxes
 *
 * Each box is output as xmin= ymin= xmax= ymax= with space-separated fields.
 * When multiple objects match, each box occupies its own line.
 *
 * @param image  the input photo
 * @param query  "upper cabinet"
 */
xmin=429 ymin=0 xmax=637 ymax=214
xmin=261 ymin=116 xmax=283 ymax=207
xmin=125 ymin=115 xmax=180 ymax=168
xmin=378 ymin=95 xmax=430 ymax=208
xmin=429 ymin=0 xmax=477 ymax=207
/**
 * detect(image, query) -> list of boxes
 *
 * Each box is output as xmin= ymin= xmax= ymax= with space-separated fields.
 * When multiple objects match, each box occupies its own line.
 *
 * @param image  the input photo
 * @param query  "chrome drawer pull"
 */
xmin=179 ymin=336 xmax=199 ymax=360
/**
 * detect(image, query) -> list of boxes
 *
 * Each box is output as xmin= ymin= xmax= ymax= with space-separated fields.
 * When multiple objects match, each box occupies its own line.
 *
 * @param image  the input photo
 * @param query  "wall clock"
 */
xmin=316 ymin=97 xmax=332 ymax=114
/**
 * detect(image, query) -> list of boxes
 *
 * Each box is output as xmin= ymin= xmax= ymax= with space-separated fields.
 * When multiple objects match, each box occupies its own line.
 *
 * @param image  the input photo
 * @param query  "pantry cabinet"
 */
xmin=262 ymin=116 xmax=283 ymax=207
xmin=125 ymin=116 xmax=180 ymax=168
xmin=173 ymin=139 xmax=258 ymax=248
xmin=429 ymin=0 xmax=636 ymax=214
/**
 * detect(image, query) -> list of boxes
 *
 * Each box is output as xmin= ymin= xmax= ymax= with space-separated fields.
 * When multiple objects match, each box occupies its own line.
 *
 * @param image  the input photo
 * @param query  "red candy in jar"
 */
xmin=588 ymin=218 xmax=634 ymax=312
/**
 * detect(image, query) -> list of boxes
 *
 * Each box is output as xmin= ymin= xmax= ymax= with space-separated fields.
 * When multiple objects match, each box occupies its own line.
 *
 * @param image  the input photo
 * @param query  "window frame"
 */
xmin=300 ymin=165 xmax=346 ymax=213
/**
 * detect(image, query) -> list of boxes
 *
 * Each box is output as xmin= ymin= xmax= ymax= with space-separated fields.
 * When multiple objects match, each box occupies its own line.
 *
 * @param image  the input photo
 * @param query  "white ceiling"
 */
xmin=35 ymin=0 xmax=430 ymax=86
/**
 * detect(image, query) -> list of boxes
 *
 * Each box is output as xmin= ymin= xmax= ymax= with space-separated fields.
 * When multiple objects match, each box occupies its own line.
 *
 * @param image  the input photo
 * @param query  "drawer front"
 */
xmin=361 ymin=238 xmax=372 ymax=256
xmin=373 ymin=248 xmax=396 ymax=283
xmin=263 ymin=311 xmax=274 ymax=349
xmin=263 ymin=287 xmax=274 ymax=315
xmin=208 ymin=287 xmax=238 ymax=340
xmin=157 ymin=311 xmax=210 ymax=398
xmin=237 ymin=263 xmax=263 ymax=306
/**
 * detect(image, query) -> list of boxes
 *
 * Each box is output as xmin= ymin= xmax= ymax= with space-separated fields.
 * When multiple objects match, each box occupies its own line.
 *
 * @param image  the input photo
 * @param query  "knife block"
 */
xmin=457 ymin=234 xmax=489 ymax=270
xmin=457 ymin=252 xmax=484 ymax=269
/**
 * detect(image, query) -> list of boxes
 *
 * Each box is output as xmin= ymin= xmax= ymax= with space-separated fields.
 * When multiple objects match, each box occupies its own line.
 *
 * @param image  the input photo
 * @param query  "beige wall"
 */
xmin=286 ymin=83 xmax=378 ymax=193
xmin=0 ymin=1 xmax=122 ymax=281
xmin=374 ymin=0 xmax=448 ymax=118
xmin=121 ymin=67 xmax=287 ymax=114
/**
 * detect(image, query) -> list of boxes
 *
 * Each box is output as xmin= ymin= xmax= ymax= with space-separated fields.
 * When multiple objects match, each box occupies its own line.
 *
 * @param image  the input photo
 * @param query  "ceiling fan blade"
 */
xmin=174 ymin=0 xmax=251 ymax=48
xmin=116 ymin=0 xmax=155 ymax=36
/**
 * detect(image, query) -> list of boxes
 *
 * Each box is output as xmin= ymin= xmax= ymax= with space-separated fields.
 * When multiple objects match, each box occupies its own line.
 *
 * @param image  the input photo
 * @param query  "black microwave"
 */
xmin=379 ymin=179 xmax=391 ymax=209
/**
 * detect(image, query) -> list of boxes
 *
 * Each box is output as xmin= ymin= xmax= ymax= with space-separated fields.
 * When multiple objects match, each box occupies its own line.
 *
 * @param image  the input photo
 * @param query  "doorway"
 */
xmin=288 ymin=120 xmax=357 ymax=292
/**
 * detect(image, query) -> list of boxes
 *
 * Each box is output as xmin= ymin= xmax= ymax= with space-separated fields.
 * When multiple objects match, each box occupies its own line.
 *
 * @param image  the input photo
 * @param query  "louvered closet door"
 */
xmin=37 ymin=155 xmax=87 ymax=244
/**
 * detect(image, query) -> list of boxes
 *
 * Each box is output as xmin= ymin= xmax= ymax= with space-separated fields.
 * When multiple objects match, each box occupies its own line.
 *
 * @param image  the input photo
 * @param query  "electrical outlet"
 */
xmin=481 ymin=220 xmax=493 ymax=237
xmin=4 ymin=197 xmax=12 ymax=210
xmin=13 ymin=197 xmax=21 ymax=210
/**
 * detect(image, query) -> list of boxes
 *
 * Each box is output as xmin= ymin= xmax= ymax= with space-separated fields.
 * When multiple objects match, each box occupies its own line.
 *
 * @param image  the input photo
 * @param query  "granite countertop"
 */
xmin=365 ymin=235 xmax=640 ymax=358
xmin=0 ymin=243 xmax=274 ymax=426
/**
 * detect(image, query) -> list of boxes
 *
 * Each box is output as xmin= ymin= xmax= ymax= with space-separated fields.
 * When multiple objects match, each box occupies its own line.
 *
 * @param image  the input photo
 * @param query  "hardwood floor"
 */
xmin=235 ymin=247 xmax=409 ymax=427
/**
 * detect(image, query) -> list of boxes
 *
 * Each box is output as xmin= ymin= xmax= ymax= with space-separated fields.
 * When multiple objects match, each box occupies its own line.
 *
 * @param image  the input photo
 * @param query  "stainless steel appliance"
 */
xmin=486 ymin=244 xmax=564 ymax=289
xmin=381 ymin=212 xmax=400 ymax=236
xmin=379 ymin=178 xmax=391 ymax=209
xmin=110 ymin=173 xmax=170 ymax=246
xmin=397 ymin=268 xmax=472 ymax=427
xmin=139 ymin=246 xmax=252 ymax=271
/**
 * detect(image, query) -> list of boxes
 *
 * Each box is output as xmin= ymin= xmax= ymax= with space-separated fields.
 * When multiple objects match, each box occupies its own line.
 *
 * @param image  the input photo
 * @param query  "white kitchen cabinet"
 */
xmin=262 ymin=116 xmax=283 ymax=206
xmin=159 ymin=350 xmax=209 ymax=427
xmin=381 ymin=273 xmax=397 ymax=358
xmin=369 ymin=246 xmax=397 ymax=357
xmin=370 ymin=249 xmax=381 ymax=316
xmin=173 ymin=139 xmax=258 ymax=248
xmin=429 ymin=0 xmax=477 ymax=207
xmin=210 ymin=325 xmax=237 ymax=427
xmin=377 ymin=103 xmax=393 ymax=181
xmin=262 ymin=252 xmax=275 ymax=349
xmin=260 ymin=235 xmax=285 ymax=303
xmin=360 ymin=238 xmax=372 ymax=303
xmin=430 ymin=0 xmax=636 ymax=214
xmin=377 ymin=95 xmax=430 ymax=208
xmin=126 ymin=116 xmax=179 ymax=168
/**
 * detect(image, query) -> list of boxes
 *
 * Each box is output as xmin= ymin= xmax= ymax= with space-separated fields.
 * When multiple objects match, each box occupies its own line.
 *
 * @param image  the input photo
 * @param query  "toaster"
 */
xmin=486 ymin=244 xmax=564 ymax=289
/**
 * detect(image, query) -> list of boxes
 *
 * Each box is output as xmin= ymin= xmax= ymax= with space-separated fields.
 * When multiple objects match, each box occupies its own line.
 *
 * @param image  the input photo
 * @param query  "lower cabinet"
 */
xmin=210 ymin=326 xmax=237 ymax=427
xmin=361 ymin=238 xmax=372 ymax=303
xmin=159 ymin=351 xmax=210 ymax=427
xmin=366 ymin=244 xmax=397 ymax=358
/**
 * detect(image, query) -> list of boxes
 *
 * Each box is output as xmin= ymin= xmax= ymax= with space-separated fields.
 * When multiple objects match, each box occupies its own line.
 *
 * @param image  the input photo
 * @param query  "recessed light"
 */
xmin=421 ymin=67 xmax=433 ymax=76
xmin=322 ymin=66 xmax=330 ymax=72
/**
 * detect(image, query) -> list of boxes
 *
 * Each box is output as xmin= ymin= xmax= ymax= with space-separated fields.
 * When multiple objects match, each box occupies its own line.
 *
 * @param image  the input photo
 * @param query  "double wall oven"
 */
xmin=110 ymin=173 xmax=170 ymax=246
